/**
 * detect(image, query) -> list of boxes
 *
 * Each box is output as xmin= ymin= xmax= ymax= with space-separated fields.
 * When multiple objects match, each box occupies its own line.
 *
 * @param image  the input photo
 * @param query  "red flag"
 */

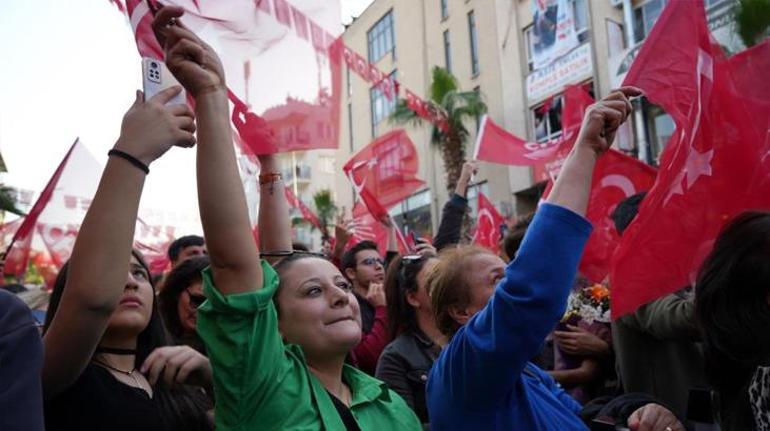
xmin=284 ymin=186 xmax=322 ymax=230
xmin=343 ymin=129 xmax=425 ymax=221
xmin=273 ymin=0 xmax=292 ymax=26
xmin=580 ymin=150 xmax=657 ymax=283
xmin=345 ymin=203 xmax=409 ymax=255
xmin=472 ymin=192 xmax=504 ymax=251
xmin=109 ymin=0 xmax=126 ymax=13
xmin=125 ymin=0 xmax=164 ymax=60
xmin=290 ymin=6 xmax=309 ymax=40
xmin=610 ymin=0 xmax=770 ymax=317
xmin=4 ymin=141 xmax=78 ymax=277
xmin=475 ymin=85 xmax=593 ymax=168
xmin=37 ymin=223 xmax=79 ymax=269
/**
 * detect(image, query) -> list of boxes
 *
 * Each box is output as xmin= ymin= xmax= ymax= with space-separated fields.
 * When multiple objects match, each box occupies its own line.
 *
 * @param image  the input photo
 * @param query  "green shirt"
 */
xmin=197 ymin=261 xmax=422 ymax=431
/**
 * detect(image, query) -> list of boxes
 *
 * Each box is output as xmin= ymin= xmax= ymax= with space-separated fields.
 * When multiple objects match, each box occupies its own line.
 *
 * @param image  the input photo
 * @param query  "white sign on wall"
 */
xmin=526 ymin=43 xmax=593 ymax=103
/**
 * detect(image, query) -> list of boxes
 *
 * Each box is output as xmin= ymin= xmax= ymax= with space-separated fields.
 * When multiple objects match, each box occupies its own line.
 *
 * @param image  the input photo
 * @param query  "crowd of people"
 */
xmin=1 ymin=6 xmax=768 ymax=431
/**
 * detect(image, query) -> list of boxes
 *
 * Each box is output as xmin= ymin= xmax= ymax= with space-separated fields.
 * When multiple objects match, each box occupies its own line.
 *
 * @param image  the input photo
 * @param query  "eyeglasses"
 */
xmin=359 ymin=257 xmax=385 ymax=267
xmin=186 ymin=289 xmax=207 ymax=308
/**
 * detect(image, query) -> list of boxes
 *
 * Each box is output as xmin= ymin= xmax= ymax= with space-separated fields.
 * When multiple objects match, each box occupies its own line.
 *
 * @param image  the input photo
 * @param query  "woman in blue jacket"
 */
xmin=426 ymin=88 xmax=685 ymax=431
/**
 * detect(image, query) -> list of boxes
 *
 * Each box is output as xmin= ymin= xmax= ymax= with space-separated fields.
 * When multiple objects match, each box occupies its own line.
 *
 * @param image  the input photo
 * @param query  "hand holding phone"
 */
xmin=142 ymin=58 xmax=186 ymax=105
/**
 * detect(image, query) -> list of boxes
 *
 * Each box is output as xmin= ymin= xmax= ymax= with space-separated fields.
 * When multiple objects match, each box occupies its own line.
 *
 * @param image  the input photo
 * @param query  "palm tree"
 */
xmin=313 ymin=188 xmax=337 ymax=243
xmin=0 ymin=185 xmax=23 ymax=217
xmin=389 ymin=66 xmax=487 ymax=194
xmin=735 ymin=0 xmax=770 ymax=47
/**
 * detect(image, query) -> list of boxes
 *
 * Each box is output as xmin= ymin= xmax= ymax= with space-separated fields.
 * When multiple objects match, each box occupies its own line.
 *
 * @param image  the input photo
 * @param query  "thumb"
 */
xmin=627 ymin=410 xmax=641 ymax=430
xmin=133 ymin=90 xmax=145 ymax=106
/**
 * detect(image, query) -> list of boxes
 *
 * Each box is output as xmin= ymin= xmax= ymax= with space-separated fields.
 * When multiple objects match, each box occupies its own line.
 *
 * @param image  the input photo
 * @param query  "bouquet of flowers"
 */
xmin=562 ymin=282 xmax=611 ymax=325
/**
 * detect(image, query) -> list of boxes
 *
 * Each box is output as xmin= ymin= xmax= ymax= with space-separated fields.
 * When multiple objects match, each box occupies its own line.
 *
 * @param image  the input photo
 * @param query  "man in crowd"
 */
xmin=341 ymin=240 xmax=390 ymax=374
xmin=167 ymin=234 xmax=207 ymax=268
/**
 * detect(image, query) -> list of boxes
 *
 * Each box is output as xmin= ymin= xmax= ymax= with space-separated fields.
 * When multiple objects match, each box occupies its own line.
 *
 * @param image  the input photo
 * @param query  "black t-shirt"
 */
xmin=45 ymin=364 xmax=169 ymax=431
xmin=327 ymin=391 xmax=362 ymax=431
xmin=355 ymin=292 xmax=375 ymax=334
xmin=0 ymin=290 xmax=44 ymax=431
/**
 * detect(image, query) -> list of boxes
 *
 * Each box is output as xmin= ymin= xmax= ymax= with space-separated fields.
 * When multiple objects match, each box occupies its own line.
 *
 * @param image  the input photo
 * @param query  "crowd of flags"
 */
xmin=2 ymin=0 xmax=769 ymax=319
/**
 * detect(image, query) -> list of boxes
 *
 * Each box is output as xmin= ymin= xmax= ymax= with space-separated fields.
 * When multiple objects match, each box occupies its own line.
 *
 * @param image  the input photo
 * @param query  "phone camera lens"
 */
xmin=150 ymin=61 xmax=158 ymax=68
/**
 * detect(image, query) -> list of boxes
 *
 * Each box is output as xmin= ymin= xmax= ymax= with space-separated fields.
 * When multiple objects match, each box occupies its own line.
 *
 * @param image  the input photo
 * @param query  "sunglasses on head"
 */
xmin=359 ymin=257 xmax=385 ymax=266
xmin=398 ymin=254 xmax=425 ymax=289
xmin=186 ymin=289 xmax=207 ymax=308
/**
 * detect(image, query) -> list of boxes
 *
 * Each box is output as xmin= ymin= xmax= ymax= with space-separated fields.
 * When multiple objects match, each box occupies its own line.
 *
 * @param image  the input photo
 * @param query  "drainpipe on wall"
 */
xmin=622 ymin=0 xmax=651 ymax=164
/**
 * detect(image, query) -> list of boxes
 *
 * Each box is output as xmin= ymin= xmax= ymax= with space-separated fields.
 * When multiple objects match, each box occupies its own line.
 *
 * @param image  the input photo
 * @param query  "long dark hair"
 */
xmin=158 ymin=255 xmax=210 ymax=340
xmin=44 ymin=250 xmax=211 ymax=430
xmin=385 ymin=254 xmax=434 ymax=338
xmin=695 ymin=211 xmax=770 ymax=431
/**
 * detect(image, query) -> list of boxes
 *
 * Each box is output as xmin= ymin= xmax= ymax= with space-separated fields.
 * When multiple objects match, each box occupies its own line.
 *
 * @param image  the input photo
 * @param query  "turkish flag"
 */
xmin=610 ymin=0 xmax=770 ymax=317
xmin=580 ymin=150 xmax=657 ymax=283
xmin=472 ymin=192 xmax=504 ymax=251
xmin=124 ymin=0 xmax=344 ymax=156
xmin=343 ymin=129 xmax=425 ymax=221
xmin=474 ymin=84 xmax=593 ymax=169
xmin=284 ymin=186 xmax=322 ymax=230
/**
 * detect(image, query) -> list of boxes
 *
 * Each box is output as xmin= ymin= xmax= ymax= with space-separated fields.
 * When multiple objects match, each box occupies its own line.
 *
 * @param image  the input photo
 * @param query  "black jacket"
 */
xmin=375 ymin=329 xmax=441 ymax=424
xmin=432 ymin=193 xmax=468 ymax=252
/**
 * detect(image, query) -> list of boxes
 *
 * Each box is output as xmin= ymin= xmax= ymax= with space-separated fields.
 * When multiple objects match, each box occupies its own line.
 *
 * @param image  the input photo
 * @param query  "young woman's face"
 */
xmin=177 ymin=280 xmax=204 ymax=334
xmin=105 ymin=255 xmax=154 ymax=336
xmin=277 ymin=258 xmax=362 ymax=359
xmin=408 ymin=258 xmax=439 ymax=312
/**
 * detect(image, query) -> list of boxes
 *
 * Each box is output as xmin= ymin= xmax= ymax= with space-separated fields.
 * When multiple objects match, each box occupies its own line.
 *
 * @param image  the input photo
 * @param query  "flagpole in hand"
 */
xmin=546 ymin=87 xmax=642 ymax=217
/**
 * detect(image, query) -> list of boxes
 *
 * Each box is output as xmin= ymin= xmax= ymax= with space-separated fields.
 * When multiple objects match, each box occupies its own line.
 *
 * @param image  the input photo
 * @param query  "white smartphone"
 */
xmin=142 ymin=57 xmax=186 ymax=105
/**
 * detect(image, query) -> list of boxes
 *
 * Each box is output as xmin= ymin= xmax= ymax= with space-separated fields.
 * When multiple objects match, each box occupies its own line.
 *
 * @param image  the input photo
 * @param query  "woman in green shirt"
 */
xmin=152 ymin=7 xmax=421 ymax=430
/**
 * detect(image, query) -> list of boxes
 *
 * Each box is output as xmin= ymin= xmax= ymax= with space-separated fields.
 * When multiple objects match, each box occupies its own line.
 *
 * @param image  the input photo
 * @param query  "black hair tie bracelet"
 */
xmin=108 ymin=149 xmax=150 ymax=174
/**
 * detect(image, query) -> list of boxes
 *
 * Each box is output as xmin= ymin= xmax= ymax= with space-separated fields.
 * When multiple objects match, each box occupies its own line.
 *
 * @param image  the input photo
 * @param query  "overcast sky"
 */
xmin=0 ymin=0 xmax=373 ymax=232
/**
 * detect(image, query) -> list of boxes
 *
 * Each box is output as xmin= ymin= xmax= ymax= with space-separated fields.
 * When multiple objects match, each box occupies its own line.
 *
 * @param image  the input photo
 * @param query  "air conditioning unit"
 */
xmin=610 ymin=0 xmax=623 ymax=8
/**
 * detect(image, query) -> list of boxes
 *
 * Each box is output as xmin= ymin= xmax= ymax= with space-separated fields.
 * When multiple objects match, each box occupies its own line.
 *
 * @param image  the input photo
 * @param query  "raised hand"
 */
xmin=415 ymin=240 xmax=437 ymax=257
xmin=366 ymin=282 xmax=387 ymax=308
xmin=140 ymin=345 xmax=212 ymax=389
xmin=151 ymin=6 xmax=226 ymax=98
xmin=455 ymin=160 xmax=479 ymax=197
xmin=114 ymin=87 xmax=196 ymax=166
xmin=577 ymin=86 xmax=642 ymax=155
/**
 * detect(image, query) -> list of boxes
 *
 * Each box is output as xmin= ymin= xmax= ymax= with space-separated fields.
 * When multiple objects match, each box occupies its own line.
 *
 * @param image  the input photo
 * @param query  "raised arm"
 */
xmin=547 ymin=87 xmax=641 ymax=216
xmin=429 ymin=89 xmax=640 ymax=410
xmin=433 ymin=161 xmax=476 ymax=251
xmin=43 ymin=87 xmax=195 ymax=398
xmin=257 ymin=154 xmax=292 ymax=264
xmin=154 ymin=7 xmax=261 ymax=295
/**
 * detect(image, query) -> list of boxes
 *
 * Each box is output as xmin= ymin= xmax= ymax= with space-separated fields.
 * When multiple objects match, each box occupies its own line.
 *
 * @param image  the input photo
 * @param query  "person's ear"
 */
xmin=405 ymin=291 xmax=421 ymax=309
xmin=344 ymin=267 xmax=357 ymax=281
xmin=448 ymin=306 xmax=472 ymax=326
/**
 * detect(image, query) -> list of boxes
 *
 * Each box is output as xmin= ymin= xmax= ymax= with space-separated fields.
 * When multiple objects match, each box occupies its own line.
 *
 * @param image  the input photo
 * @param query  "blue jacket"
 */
xmin=427 ymin=203 xmax=592 ymax=430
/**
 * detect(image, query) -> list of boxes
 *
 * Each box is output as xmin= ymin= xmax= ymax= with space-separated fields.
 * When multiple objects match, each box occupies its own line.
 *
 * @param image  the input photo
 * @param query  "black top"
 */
xmin=432 ymin=193 xmax=468 ymax=252
xmin=45 ymin=364 xmax=169 ymax=431
xmin=375 ymin=329 xmax=441 ymax=424
xmin=355 ymin=292 xmax=376 ymax=334
xmin=327 ymin=391 xmax=362 ymax=431
xmin=0 ymin=290 xmax=44 ymax=431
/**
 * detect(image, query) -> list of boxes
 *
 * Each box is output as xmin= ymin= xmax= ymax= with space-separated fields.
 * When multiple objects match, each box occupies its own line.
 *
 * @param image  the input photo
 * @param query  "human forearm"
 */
xmin=196 ymin=91 xmax=261 ymax=293
xmin=257 ymin=156 xmax=292 ymax=263
xmin=545 ymin=146 xmax=596 ymax=217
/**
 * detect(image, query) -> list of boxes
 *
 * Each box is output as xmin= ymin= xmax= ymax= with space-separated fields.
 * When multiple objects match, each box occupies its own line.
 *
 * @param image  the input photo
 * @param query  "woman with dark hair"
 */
xmin=158 ymin=255 xmax=210 ymax=353
xmin=375 ymin=252 xmax=441 ymax=424
xmin=41 ymin=84 xmax=212 ymax=430
xmin=695 ymin=211 xmax=770 ymax=431
xmin=150 ymin=7 xmax=422 ymax=429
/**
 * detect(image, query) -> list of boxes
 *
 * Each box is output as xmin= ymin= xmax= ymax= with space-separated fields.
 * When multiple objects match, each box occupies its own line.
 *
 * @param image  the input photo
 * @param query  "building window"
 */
xmin=531 ymin=82 xmax=594 ymax=143
xmin=466 ymin=181 xmax=489 ymax=220
xmin=389 ymin=189 xmax=433 ymax=237
xmin=647 ymin=105 xmax=675 ymax=165
xmin=443 ymin=30 xmax=453 ymax=73
xmin=367 ymin=10 xmax=395 ymax=63
xmin=441 ymin=0 xmax=448 ymax=19
xmin=633 ymin=0 xmax=666 ymax=44
xmin=370 ymin=71 xmax=398 ymax=137
xmin=523 ymin=0 xmax=590 ymax=72
xmin=468 ymin=11 xmax=480 ymax=75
